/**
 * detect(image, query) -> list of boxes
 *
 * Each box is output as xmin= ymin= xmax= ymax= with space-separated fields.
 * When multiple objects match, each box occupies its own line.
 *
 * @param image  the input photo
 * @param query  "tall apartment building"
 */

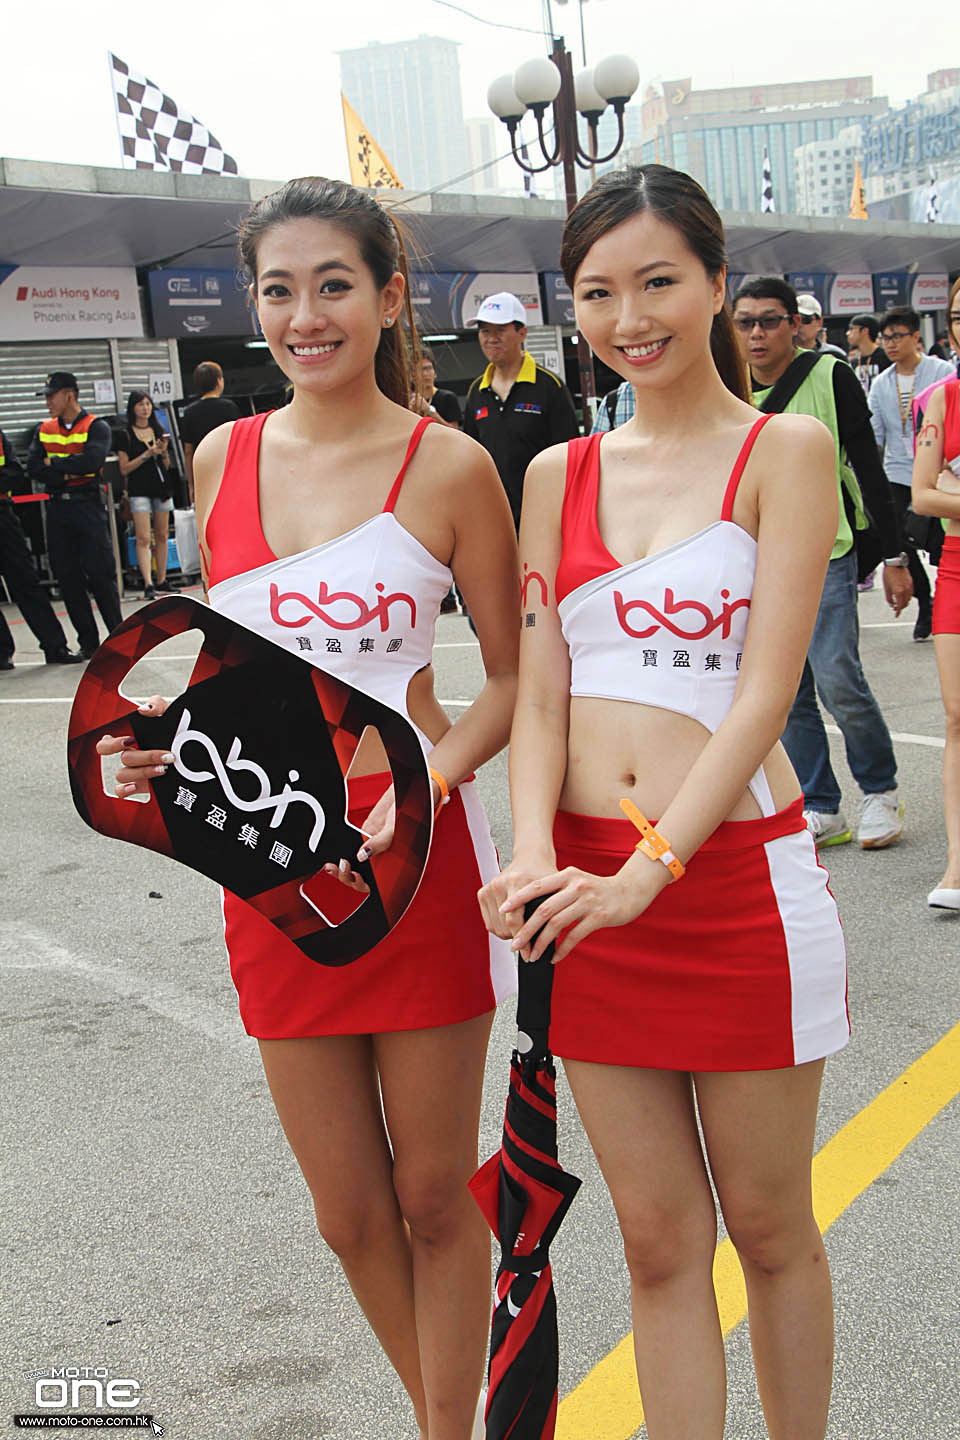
xmin=794 ymin=126 xmax=863 ymax=217
xmin=339 ymin=36 xmax=469 ymax=194
xmin=463 ymin=117 xmax=501 ymax=194
xmin=630 ymin=76 xmax=887 ymax=213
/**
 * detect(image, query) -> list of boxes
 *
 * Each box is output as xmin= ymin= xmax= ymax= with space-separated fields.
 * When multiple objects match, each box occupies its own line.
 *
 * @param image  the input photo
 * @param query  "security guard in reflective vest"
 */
xmin=27 ymin=371 xmax=123 ymax=657
xmin=0 ymin=427 xmax=82 ymax=669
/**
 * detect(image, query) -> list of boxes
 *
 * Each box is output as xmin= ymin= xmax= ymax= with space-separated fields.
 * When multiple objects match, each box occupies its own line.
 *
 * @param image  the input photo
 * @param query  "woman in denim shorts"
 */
xmin=117 ymin=391 xmax=175 ymax=599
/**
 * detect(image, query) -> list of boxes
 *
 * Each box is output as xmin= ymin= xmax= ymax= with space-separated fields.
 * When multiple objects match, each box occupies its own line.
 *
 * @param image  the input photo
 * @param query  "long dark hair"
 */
xmin=237 ymin=177 xmax=421 ymax=409
xmin=560 ymin=164 xmax=749 ymax=402
xmin=948 ymin=275 xmax=960 ymax=350
xmin=126 ymin=390 xmax=165 ymax=438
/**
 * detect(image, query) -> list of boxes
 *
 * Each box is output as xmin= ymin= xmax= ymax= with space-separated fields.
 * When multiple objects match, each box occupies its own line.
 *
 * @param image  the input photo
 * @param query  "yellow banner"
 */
xmin=849 ymin=159 xmax=868 ymax=219
xmin=341 ymin=95 xmax=404 ymax=190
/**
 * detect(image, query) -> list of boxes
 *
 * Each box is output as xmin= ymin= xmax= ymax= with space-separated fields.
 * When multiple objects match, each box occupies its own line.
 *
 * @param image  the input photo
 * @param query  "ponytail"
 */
xmin=710 ymin=304 xmax=749 ymax=403
xmin=373 ymin=213 xmax=422 ymax=409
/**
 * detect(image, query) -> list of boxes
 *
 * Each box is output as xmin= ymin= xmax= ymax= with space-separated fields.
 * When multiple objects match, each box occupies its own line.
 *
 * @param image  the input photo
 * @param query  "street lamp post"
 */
xmin=487 ymin=37 xmax=639 ymax=416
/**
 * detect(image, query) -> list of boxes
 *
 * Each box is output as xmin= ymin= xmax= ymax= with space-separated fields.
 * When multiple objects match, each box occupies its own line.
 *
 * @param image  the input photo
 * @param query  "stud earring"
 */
xmin=384 ymin=316 xmax=393 ymax=327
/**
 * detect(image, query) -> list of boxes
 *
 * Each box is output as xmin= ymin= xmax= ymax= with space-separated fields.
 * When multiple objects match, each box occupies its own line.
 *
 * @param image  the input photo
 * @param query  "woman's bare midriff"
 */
xmin=349 ymin=664 xmax=452 ymax=776
xmin=560 ymin=696 xmax=801 ymax=822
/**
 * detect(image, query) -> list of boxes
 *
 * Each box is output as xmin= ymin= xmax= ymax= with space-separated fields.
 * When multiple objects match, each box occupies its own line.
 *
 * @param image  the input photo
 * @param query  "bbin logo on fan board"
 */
xmin=269 ymin=581 xmax=417 ymax=632
xmin=615 ymin=587 xmax=750 ymax=641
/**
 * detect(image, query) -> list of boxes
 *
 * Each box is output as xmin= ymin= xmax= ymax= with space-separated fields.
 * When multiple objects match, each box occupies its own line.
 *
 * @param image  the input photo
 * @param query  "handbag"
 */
xmin=904 ymin=505 xmax=941 ymax=555
xmin=117 ymin=492 xmax=132 ymax=526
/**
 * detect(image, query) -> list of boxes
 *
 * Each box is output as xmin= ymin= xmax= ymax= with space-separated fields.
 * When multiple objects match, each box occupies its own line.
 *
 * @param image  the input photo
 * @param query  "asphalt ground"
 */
xmin=1 ymin=575 xmax=957 ymax=1440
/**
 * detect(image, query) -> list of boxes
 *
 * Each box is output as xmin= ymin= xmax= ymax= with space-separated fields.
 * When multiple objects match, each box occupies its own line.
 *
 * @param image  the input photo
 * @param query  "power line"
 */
xmin=430 ymin=0 xmax=545 ymax=36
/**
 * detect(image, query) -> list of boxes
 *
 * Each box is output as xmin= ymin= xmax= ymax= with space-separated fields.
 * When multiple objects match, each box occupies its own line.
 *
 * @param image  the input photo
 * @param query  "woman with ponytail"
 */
xmin=479 ymin=165 xmax=848 ymax=1439
xmin=99 ymin=177 xmax=519 ymax=1440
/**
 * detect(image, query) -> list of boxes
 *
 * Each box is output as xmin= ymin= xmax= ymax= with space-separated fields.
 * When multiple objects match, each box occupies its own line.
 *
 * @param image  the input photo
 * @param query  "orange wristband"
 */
xmin=429 ymin=767 xmax=450 ymax=814
xmin=618 ymin=798 xmax=685 ymax=881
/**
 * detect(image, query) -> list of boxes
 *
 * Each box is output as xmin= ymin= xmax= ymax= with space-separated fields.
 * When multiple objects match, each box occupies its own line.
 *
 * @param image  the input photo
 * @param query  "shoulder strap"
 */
xmin=757 ymin=350 xmax=822 ymax=414
xmin=721 ymin=414 xmax=774 ymax=521
xmin=383 ymin=417 xmax=433 ymax=513
xmin=560 ymin=433 xmax=601 ymax=544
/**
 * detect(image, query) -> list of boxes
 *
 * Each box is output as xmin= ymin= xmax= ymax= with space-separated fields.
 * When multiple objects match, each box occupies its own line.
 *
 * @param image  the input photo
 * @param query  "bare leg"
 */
xmin=154 ymin=509 xmax=169 ymax=586
xmin=934 ymin=634 xmax=960 ymax=887
xmin=132 ymin=510 xmax=152 ymax=588
xmin=696 ymin=1061 xmax=832 ymax=1440
xmin=258 ymin=1034 xmax=428 ymax=1433
xmin=377 ymin=1011 xmax=494 ymax=1440
xmin=563 ymin=1060 xmax=725 ymax=1440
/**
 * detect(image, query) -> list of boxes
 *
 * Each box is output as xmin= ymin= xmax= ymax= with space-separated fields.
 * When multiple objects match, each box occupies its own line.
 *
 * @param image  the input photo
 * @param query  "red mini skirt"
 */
xmin=224 ymin=773 xmax=515 ymax=1038
xmin=549 ymin=797 xmax=849 ymax=1072
xmin=933 ymin=534 xmax=960 ymax=636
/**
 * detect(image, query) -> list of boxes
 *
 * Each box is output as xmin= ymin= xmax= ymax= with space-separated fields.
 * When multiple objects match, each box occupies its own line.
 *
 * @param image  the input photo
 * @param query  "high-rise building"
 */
xmin=463 ymin=117 xmax=501 ymax=194
xmin=794 ymin=125 xmax=863 ymax=217
xmin=630 ymin=76 xmax=888 ymax=214
xmin=339 ymin=36 xmax=469 ymax=194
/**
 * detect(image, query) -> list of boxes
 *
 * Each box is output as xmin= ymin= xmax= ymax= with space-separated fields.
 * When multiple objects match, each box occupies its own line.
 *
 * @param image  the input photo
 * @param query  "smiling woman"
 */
xmin=95 ymin=175 xmax=521 ymax=1440
xmin=477 ymin=164 xmax=848 ymax=1440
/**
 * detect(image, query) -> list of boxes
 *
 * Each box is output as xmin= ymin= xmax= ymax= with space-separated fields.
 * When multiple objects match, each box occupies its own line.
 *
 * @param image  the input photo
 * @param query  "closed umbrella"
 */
xmin=470 ymin=907 xmax=581 ymax=1439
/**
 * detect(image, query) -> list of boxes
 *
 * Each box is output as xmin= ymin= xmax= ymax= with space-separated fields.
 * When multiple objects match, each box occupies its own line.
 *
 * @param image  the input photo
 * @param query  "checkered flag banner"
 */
xmin=760 ymin=147 xmax=776 ymax=213
xmin=926 ymin=166 xmax=941 ymax=223
xmin=109 ymin=52 xmax=239 ymax=175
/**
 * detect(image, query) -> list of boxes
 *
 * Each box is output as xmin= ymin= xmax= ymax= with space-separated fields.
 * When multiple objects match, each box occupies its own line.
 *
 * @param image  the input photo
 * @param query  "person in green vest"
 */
xmin=732 ymin=278 xmax=912 ymax=850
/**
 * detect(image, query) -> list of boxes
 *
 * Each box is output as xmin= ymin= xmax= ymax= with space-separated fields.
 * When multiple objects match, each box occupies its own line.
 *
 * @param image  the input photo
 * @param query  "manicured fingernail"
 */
xmin=338 ymin=858 xmax=349 ymax=874
xmin=154 ymin=764 xmax=167 ymax=775
xmin=160 ymin=752 xmax=174 ymax=764
xmin=510 ymin=939 xmax=520 ymax=951
xmin=121 ymin=783 xmax=136 ymax=795
xmin=357 ymin=845 xmax=372 ymax=862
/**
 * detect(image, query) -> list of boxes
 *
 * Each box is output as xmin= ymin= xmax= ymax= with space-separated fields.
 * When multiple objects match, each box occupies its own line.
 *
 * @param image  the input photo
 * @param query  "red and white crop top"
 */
xmin=204 ymin=414 xmax=452 ymax=750
xmin=556 ymin=414 xmax=777 ymax=814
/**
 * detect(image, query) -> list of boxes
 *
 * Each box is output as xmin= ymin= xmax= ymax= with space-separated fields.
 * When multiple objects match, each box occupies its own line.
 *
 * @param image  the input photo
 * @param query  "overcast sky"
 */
xmin=2 ymin=0 xmax=957 ymax=187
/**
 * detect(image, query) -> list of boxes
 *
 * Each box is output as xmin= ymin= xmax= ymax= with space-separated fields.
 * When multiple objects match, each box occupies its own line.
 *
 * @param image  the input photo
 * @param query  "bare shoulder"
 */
xmin=194 ymin=419 xmax=235 ymax=472
xmin=923 ymin=383 xmax=948 ymax=420
xmin=752 ymin=412 xmax=834 ymax=485
xmin=193 ymin=421 xmax=236 ymax=531
xmin=414 ymin=417 xmax=505 ymax=494
xmin=523 ymin=440 xmax=570 ymax=498
xmin=757 ymin=410 xmax=834 ymax=457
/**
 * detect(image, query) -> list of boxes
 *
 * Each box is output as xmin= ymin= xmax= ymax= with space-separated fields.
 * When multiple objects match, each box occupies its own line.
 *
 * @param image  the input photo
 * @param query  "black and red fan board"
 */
xmin=67 ymin=596 xmax=433 ymax=967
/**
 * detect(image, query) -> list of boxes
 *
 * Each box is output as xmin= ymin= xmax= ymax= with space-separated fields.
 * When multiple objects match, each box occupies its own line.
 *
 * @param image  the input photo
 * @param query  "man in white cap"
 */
xmin=463 ymin=291 xmax=579 ymax=530
xmin=795 ymin=294 xmax=848 ymax=361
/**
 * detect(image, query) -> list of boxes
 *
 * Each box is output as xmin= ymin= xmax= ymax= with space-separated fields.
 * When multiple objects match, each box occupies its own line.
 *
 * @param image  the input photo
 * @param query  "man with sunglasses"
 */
xmin=868 ymin=307 xmax=954 ymax=642
xmin=732 ymin=278 xmax=911 ymax=850
xmin=795 ymin=293 xmax=848 ymax=361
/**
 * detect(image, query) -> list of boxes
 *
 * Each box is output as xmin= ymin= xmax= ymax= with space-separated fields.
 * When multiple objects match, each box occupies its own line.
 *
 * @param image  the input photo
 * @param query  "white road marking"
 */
xmin=0 ymin=923 xmax=247 ymax=1047
xmin=824 ymin=723 xmax=945 ymax=750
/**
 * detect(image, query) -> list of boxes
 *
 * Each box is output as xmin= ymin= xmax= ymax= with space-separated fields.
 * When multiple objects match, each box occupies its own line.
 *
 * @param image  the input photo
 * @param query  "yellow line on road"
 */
xmin=555 ymin=1020 xmax=960 ymax=1440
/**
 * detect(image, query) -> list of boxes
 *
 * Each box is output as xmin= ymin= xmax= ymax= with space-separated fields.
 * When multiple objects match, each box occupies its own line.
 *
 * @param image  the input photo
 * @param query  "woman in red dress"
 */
xmin=480 ymin=165 xmax=848 ymax=1440
xmin=99 ymin=177 xmax=520 ymax=1440
xmin=912 ymin=272 xmax=960 ymax=909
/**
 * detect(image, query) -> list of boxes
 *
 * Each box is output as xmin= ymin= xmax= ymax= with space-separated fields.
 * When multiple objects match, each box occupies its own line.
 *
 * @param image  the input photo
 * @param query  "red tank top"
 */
xmin=555 ymin=416 xmax=771 ymax=605
xmin=203 ymin=412 xmax=433 ymax=588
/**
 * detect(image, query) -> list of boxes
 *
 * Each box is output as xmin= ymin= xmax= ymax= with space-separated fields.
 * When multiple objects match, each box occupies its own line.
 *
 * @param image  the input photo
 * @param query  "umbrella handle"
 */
xmin=515 ymin=899 xmax=555 ymax=1065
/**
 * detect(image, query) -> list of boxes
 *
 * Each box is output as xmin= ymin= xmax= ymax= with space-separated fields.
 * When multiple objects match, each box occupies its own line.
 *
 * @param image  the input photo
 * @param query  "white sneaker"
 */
xmin=803 ymin=808 xmax=852 ymax=847
xmin=857 ymin=790 xmax=904 ymax=849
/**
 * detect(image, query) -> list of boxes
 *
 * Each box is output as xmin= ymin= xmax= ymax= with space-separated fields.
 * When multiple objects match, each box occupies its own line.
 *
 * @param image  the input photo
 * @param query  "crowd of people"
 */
xmin=2 ymin=162 xmax=956 ymax=1440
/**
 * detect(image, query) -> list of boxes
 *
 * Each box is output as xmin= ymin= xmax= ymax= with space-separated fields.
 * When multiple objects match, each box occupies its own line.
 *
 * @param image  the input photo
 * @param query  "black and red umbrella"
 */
xmin=469 ymin=907 xmax=581 ymax=1439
